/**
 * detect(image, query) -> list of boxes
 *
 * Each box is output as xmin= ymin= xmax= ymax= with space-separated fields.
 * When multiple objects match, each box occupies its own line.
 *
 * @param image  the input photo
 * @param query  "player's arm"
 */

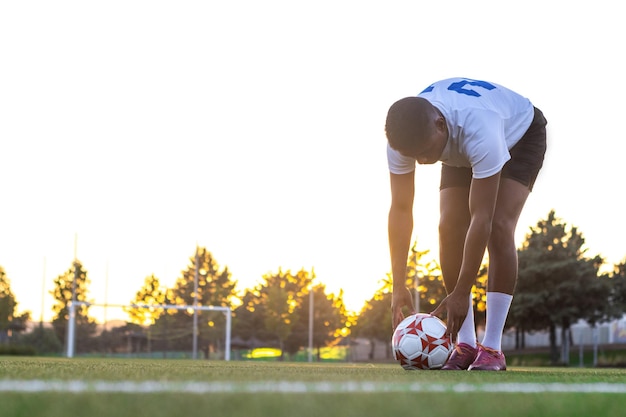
xmin=431 ymin=172 xmax=501 ymax=339
xmin=388 ymin=171 xmax=416 ymax=328
xmin=453 ymin=172 xmax=501 ymax=295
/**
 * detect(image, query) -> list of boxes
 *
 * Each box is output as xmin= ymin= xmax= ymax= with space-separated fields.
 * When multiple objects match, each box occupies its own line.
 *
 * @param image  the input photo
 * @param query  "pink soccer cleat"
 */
xmin=441 ymin=342 xmax=478 ymax=370
xmin=468 ymin=344 xmax=507 ymax=371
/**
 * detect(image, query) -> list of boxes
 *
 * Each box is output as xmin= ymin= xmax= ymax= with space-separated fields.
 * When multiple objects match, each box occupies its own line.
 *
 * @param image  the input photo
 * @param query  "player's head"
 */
xmin=385 ymin=97 xmax=448 ymax=165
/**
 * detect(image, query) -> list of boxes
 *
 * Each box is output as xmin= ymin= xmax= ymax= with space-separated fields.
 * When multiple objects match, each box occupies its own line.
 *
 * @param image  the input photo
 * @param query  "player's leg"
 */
xmin=469 ymin=178 xmax=528 ymax=371
xmin=438 ymin=186 xmax=470 ymax=294
xmin=482 ymin=178 xmax=530 ymax=346
xmin=482 ymin=106 xmax=547 ymax=350
xmin=486 ymin=178 xmax=530 ymax=294
xmin=439 ymin=186 xmax=477 ymax=345
xmin=470 ymin=106 xmax=547 ymax=371
xmin=438 ymin=166 xmax=478 ymax=370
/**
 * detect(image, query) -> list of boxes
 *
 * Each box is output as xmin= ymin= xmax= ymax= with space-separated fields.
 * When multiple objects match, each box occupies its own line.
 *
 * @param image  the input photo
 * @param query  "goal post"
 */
xmin=66 ymin=301 xmax=232 ymax=360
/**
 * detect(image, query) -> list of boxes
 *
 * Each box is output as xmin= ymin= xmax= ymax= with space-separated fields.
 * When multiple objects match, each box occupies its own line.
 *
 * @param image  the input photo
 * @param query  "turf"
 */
xmin=1 ymin=357 xmax=626 ymax=417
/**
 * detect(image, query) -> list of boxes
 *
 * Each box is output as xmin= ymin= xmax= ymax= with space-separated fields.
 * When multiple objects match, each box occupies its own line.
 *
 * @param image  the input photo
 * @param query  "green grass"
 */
xmin=1 ymin=357 xmax=626 ymax=417
xmin=506 ymin=346 xmax=626 ymax=367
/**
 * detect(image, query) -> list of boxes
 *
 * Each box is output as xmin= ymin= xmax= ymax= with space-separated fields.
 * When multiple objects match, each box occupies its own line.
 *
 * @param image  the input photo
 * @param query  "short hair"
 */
xmin=385 ymin=97 xmax=436 ymax=154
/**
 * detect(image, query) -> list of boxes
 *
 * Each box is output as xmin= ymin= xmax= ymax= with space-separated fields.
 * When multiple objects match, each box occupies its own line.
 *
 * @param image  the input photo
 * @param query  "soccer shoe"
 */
xmin=468 ymin=345 xmax=507 ymax=371
xmin=441 ymin=342 xmax=478 ymax=370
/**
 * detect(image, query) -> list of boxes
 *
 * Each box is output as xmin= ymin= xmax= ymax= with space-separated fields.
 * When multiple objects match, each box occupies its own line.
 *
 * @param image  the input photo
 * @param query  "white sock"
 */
xmin=456 ymin=294 xmax=476 ymax=348
xmin=481 ymin=292 xmax=513 ymax=352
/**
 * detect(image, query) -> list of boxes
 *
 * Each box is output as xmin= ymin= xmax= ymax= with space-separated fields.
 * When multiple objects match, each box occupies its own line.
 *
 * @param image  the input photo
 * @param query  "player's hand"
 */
xmin=391 ymin=286 xmax=415 ymax=330
xmin=430 ymin=290 xmax=469 ymax=343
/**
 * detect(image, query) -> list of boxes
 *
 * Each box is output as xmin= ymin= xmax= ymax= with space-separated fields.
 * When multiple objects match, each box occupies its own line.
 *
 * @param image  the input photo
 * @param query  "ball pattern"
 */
xmin=392 ymin=313 xmax=453 ymax=370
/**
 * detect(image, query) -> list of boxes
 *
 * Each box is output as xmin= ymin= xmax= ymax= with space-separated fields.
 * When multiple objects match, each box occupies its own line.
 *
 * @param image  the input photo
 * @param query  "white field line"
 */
xmin=1 ymin=380 xmax=626 ymax=394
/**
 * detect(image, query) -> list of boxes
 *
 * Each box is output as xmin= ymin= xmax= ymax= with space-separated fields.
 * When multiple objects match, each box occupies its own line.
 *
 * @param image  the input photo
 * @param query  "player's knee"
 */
xmin=439 ymin=213 xmax=469 ymax=241
xmin=489 ymin=217 xmax=515 ymax=249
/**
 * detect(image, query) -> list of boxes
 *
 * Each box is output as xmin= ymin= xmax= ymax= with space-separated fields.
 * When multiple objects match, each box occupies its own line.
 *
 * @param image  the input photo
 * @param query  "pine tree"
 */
xmin=50 ymin=261 xmax=96 ymax=353
xmin=512 ymin=210 xmax=611 ymax=364
xmin=0 ymin=267 xmax=30 ymax=343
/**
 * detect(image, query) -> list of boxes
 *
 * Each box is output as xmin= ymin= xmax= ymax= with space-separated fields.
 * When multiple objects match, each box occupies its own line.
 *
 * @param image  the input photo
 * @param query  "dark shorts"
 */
xmin=440 ymin=106 xmax=547 ymax=191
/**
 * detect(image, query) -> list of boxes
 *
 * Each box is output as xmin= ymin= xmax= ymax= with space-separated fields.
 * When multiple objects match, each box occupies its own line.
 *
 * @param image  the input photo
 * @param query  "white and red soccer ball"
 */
xmin=392 ymin=313 xmax=453 ymax=370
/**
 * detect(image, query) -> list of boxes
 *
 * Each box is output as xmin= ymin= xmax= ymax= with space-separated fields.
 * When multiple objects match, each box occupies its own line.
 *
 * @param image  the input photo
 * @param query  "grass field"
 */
xmin=1 ymin=357 xmax=626 ymax=417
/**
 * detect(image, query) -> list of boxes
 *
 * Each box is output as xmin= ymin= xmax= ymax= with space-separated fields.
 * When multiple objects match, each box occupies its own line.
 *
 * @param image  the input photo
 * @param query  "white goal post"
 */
xmin=66 ymin=301 xmax=232 ymax=360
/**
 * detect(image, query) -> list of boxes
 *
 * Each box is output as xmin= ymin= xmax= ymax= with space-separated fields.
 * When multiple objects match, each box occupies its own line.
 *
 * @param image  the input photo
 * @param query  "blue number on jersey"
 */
xmin=420 ymin=79 xmax=496 ymax=97
xmin=447 ymin=79 xmax=496 ymax=97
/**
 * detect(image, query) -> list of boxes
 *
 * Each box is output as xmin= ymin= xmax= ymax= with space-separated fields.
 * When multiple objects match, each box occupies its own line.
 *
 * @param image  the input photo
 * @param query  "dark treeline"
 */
xmin=2 ymin=210 xmax=625 ymax=365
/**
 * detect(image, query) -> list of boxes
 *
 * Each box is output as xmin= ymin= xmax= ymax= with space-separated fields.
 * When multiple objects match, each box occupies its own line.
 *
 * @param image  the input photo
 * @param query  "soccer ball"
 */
xmin=392 ymin=313 xmax=453 ymax=370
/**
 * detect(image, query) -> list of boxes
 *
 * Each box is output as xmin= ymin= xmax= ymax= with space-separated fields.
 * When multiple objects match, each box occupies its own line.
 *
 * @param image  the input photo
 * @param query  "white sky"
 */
xmin=1 ymin=1 xmax=624 ymax=322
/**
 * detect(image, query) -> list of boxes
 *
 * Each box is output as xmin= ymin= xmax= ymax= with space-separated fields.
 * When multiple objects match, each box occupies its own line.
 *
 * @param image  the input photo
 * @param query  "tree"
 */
xmin=353 ymin=240 xmax=488 ymax=359
xmin=18 ymin=326 xmax=62 ymax=354
xmin=155 ymin=247 xmax=237 ymax=355
xmin=284 ymin=283 xmax=352 ymax=360
xmin=0 ymin=267 xmax=30 ymax=343
xmin=352 ymin=279 xmax=393 ymax=360
xmin=231 ymin=288 xmax=273 ymax=349
xmin=406 ymin=242 xmax=446 ymax=313
xmin=256 ymin=268 xmax=310 ymax=359
xmin=511 ymin=210 xmax=612 ymax=364
xmin=50 ymin=260 xmax=97 ymax=353
xmin=231 ymin=267 xmax=351 ymax=360
xmin=126 ymin=274 xmax=167 ymax=326
xmin=391 ymin=241 xmax=487 ymax=316
xmin=352 ymin=242 xmax=435 ymax=360
xmin=608 ymin=260 xmax=626 ymax=314
xmin=125 ymin=274 xmax=167 ymax=354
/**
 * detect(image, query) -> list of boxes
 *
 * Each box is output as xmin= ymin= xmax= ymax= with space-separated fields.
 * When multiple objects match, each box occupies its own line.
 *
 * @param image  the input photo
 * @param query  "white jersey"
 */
xmin=387 ymin=78 xmax=535 ymax=178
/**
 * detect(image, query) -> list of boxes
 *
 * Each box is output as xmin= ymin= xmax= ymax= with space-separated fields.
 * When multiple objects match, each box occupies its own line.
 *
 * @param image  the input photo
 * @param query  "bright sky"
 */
xmin=1 ymin=1 xmax=624 ymax=323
